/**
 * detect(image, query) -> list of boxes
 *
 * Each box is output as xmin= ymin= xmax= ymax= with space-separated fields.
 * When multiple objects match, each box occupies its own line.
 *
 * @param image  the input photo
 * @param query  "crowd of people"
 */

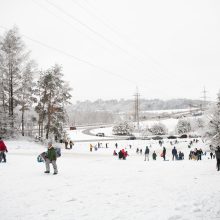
xmin=2 ymin=136 xmax=220 ymax=173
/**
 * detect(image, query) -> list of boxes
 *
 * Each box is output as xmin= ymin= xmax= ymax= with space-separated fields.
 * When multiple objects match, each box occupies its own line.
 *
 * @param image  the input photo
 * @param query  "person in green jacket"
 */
xmin=45 ymin=141 xmax=58 ymax=175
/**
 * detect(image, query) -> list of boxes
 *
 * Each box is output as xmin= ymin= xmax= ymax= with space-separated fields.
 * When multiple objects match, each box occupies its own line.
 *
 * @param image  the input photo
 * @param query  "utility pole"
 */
xmin=134 ymin=87 xmax=140 ymax=131
xmin=201 ymin=87 xmax=208 ymax=111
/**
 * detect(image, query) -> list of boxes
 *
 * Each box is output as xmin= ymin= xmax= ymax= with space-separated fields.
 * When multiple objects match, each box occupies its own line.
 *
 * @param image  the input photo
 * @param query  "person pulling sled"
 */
xmin=44 ymin=141 xmax=58 ymax=175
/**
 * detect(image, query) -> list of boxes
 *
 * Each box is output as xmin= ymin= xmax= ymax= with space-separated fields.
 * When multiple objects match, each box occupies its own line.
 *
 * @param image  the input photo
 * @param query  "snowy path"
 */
xmin=1 ymin=150 xmax=220 ymax=220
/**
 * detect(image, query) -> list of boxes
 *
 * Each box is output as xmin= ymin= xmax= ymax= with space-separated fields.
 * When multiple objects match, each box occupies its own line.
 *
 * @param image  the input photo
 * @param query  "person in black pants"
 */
xmin=215 ymin=146 xmax=220 ymax=171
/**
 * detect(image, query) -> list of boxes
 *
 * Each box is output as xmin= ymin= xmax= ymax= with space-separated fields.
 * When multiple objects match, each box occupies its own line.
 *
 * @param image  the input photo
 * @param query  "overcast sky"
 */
xmin=0 ymin=0 xmax=220 ymax=103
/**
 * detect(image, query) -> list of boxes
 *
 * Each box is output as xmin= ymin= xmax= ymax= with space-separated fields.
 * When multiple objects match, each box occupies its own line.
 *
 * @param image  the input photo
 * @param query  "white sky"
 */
xmin=0 ymin=0 xmax=220 ymax=103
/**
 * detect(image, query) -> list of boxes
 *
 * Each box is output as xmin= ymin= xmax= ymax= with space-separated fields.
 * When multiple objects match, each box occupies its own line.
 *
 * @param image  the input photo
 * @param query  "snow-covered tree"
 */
xmin=149 ymin=123 xmax=168 ymax=135
xmin=204 ymin=91 xmax=220 ymax=148
xmin=35 ymin=64 xmax=72 ymax=139
xmin=112 ymin=121 xmax=133 ymax=135
xmin=17 ymin=61 xmax=37 ymax=136
xmin=0 ymin=27 xmax=34 ymax=136
xmin=176 ymin=118 xmax=191 ymax=134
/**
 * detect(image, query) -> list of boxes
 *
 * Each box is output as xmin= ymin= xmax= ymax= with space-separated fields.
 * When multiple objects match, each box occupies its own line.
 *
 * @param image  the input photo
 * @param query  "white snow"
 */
xmin=1 ymin=138 xmax=220 ymax=220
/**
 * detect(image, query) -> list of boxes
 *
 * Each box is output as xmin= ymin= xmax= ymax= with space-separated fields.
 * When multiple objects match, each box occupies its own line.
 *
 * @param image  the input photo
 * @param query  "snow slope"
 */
xmin=0 ymin=139 xmax=220 ymax=220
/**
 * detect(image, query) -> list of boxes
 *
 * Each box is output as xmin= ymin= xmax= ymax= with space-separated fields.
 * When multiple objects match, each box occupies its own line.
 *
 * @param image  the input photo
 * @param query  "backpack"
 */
xmin=54 ymin=147 xmax=61 ymax=157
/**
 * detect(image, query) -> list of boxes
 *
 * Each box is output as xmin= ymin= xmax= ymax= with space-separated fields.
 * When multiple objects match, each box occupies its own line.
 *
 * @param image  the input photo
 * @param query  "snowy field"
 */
xmin=1 ymin=138 xmax=220 ymax=220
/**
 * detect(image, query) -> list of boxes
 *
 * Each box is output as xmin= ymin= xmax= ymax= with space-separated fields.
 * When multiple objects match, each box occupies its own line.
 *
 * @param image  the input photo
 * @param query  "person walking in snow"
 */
xmin=210 ymin=152 xmax=213 ymax=159
xmin=172 ymin=147 xmax=178 ymax=160
xmin=144 ymin=146 xmax=150 ymax=161
xmin=215 ymin=146 xmax=220 ymax=171
xmin=44 ymin=141 xmax=58 ymax=175
xmin=0 ymin=137 xmax=8 ymax=163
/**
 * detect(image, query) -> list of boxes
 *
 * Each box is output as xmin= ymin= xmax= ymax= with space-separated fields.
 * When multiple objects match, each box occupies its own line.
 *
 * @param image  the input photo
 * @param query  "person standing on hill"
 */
xmin=45 ymin=141 xmax=58 ymax=175
xmin=0 ymin=137 xmax=8 ymax=163
xmin=162 ymin=147 xmax=166 ymax=161
xmin=215 ymin=146 xmax=220 ymax=171
xmin=144 ymin=146 xmax=150 ymax=161
xmin=172 ymin=147 xmax=177 ymax=160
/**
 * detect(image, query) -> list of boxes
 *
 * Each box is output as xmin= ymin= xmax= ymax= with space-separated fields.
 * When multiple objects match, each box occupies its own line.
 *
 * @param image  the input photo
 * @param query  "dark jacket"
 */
xmin=47 ymin=147 xmax=57 ymax=161
xmin=163 ymin=148 xmax=166 ymax=155
xmin=145 ymin=147 xmax=150 ymax=154
xmin=172 ymin=148 xmax=177 ymax=155
xmin=215 ymin=149 xmax=220 ymax=159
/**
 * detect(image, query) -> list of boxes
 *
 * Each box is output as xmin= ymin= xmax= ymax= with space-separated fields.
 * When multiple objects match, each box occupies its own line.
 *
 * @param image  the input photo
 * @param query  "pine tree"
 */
xmin=35 ymin=64 xmax=72 ymax=140
xmin=17 ymin=61 xmax=37 ymax=136
xmin=0 ymin=27 xmax=30 ymax=135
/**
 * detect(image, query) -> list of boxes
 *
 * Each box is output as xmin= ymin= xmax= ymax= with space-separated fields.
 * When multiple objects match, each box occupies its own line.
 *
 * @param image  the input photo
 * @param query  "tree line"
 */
xmin=0 ymin=27 xmax=72 ymax=139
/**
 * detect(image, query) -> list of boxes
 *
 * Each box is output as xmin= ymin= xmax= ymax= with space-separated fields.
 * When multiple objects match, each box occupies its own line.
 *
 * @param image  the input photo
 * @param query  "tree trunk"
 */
xmin=46 ymin=91 xmax=52 ymax=139
xmin=21 ymin=106 xmax=24 ymax=136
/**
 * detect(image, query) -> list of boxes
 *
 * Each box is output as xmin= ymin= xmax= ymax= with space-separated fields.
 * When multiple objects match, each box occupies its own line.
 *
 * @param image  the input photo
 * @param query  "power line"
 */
xmin=34 ymin=0 xmax=186 ymax=90
xmin=31 ymin=0 xmax=121 ymax=57
xmin=45 ymin=0 xmax=139 ymax=60
xmin=0 ymin=25 xmax=139 ymax=86
xmin=77 ymin=0 xmax=164 ymax=69
xmin=31 ymin=0 xmax=168 ymax=87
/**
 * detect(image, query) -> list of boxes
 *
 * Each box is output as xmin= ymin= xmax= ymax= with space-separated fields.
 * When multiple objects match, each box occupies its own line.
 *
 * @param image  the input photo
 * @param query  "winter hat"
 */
xmin=48 ymin=140 xmax=53 ymax=146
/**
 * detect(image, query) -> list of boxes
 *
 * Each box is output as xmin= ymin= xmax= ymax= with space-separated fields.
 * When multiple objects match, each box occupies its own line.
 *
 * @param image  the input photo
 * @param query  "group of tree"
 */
xmin=112 ymin=121 xmax=134 ymax=135
xmin=0 ymin=27 xmax=71 ymax=139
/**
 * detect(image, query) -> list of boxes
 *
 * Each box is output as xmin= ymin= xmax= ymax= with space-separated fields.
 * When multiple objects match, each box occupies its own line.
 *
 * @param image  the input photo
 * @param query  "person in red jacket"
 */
xmin=0 ymin=137 xmax=8 ymax=163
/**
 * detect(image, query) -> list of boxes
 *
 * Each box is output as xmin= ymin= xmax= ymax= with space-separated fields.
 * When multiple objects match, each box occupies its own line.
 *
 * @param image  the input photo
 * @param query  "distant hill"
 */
xmin=66 ymin=98 xmax=205 ymax=125
xmin=69 ymin=98 xmax=203 ymax=113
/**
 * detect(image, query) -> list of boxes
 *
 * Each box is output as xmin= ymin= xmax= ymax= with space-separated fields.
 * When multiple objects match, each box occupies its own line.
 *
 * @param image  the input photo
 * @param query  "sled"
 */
xmin=37 ymin=152 xmax=47 ymax=163
xmin=37 ymin=147 xmax=61 ymax=163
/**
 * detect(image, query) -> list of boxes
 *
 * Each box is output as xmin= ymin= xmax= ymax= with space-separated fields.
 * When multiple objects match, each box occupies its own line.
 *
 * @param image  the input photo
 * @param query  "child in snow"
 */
xmin=45 ymin=141 xmax=58 ymax=175
xmin=152 ymin=151 xmax=157 ymax=160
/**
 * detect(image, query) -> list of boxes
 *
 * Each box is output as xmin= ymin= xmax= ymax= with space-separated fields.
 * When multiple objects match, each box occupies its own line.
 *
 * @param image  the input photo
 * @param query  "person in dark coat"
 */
xmin=162 ymin=147 xmax=166 ymax=161
xmin=45 ymin=141 xmax=58 ymax=175
xmin=69 ymin=141 xmax=74 ymax=149
xmin=210 ymin=152 xmax=213 ymax=159
xmin=197 ymin=149 xmax=203 ymax=160
xmin=118 ymin=150 xmax=123 ymax=159
xmin=215 ymin=146 xmax=220 ymax=171
xmin=152 ymin=151 xmax=157 ymax=160
xmin=0 ymin=137 xmax=8 ymax=163
xmin=172 ymin=147 xmax=177 ymax=160
xmin=144 ymin=146 xmax=150 ymax=161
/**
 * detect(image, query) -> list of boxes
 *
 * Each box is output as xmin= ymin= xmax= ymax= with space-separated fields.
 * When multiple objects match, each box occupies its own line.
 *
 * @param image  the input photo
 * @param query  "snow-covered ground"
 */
xmin=1 ymin=138 xmax=220 ymax=220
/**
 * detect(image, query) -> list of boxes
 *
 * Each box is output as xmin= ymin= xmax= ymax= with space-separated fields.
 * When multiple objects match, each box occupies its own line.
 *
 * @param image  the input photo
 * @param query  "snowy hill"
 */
xmin=1 ymin=138 xmax=220 ymax=220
